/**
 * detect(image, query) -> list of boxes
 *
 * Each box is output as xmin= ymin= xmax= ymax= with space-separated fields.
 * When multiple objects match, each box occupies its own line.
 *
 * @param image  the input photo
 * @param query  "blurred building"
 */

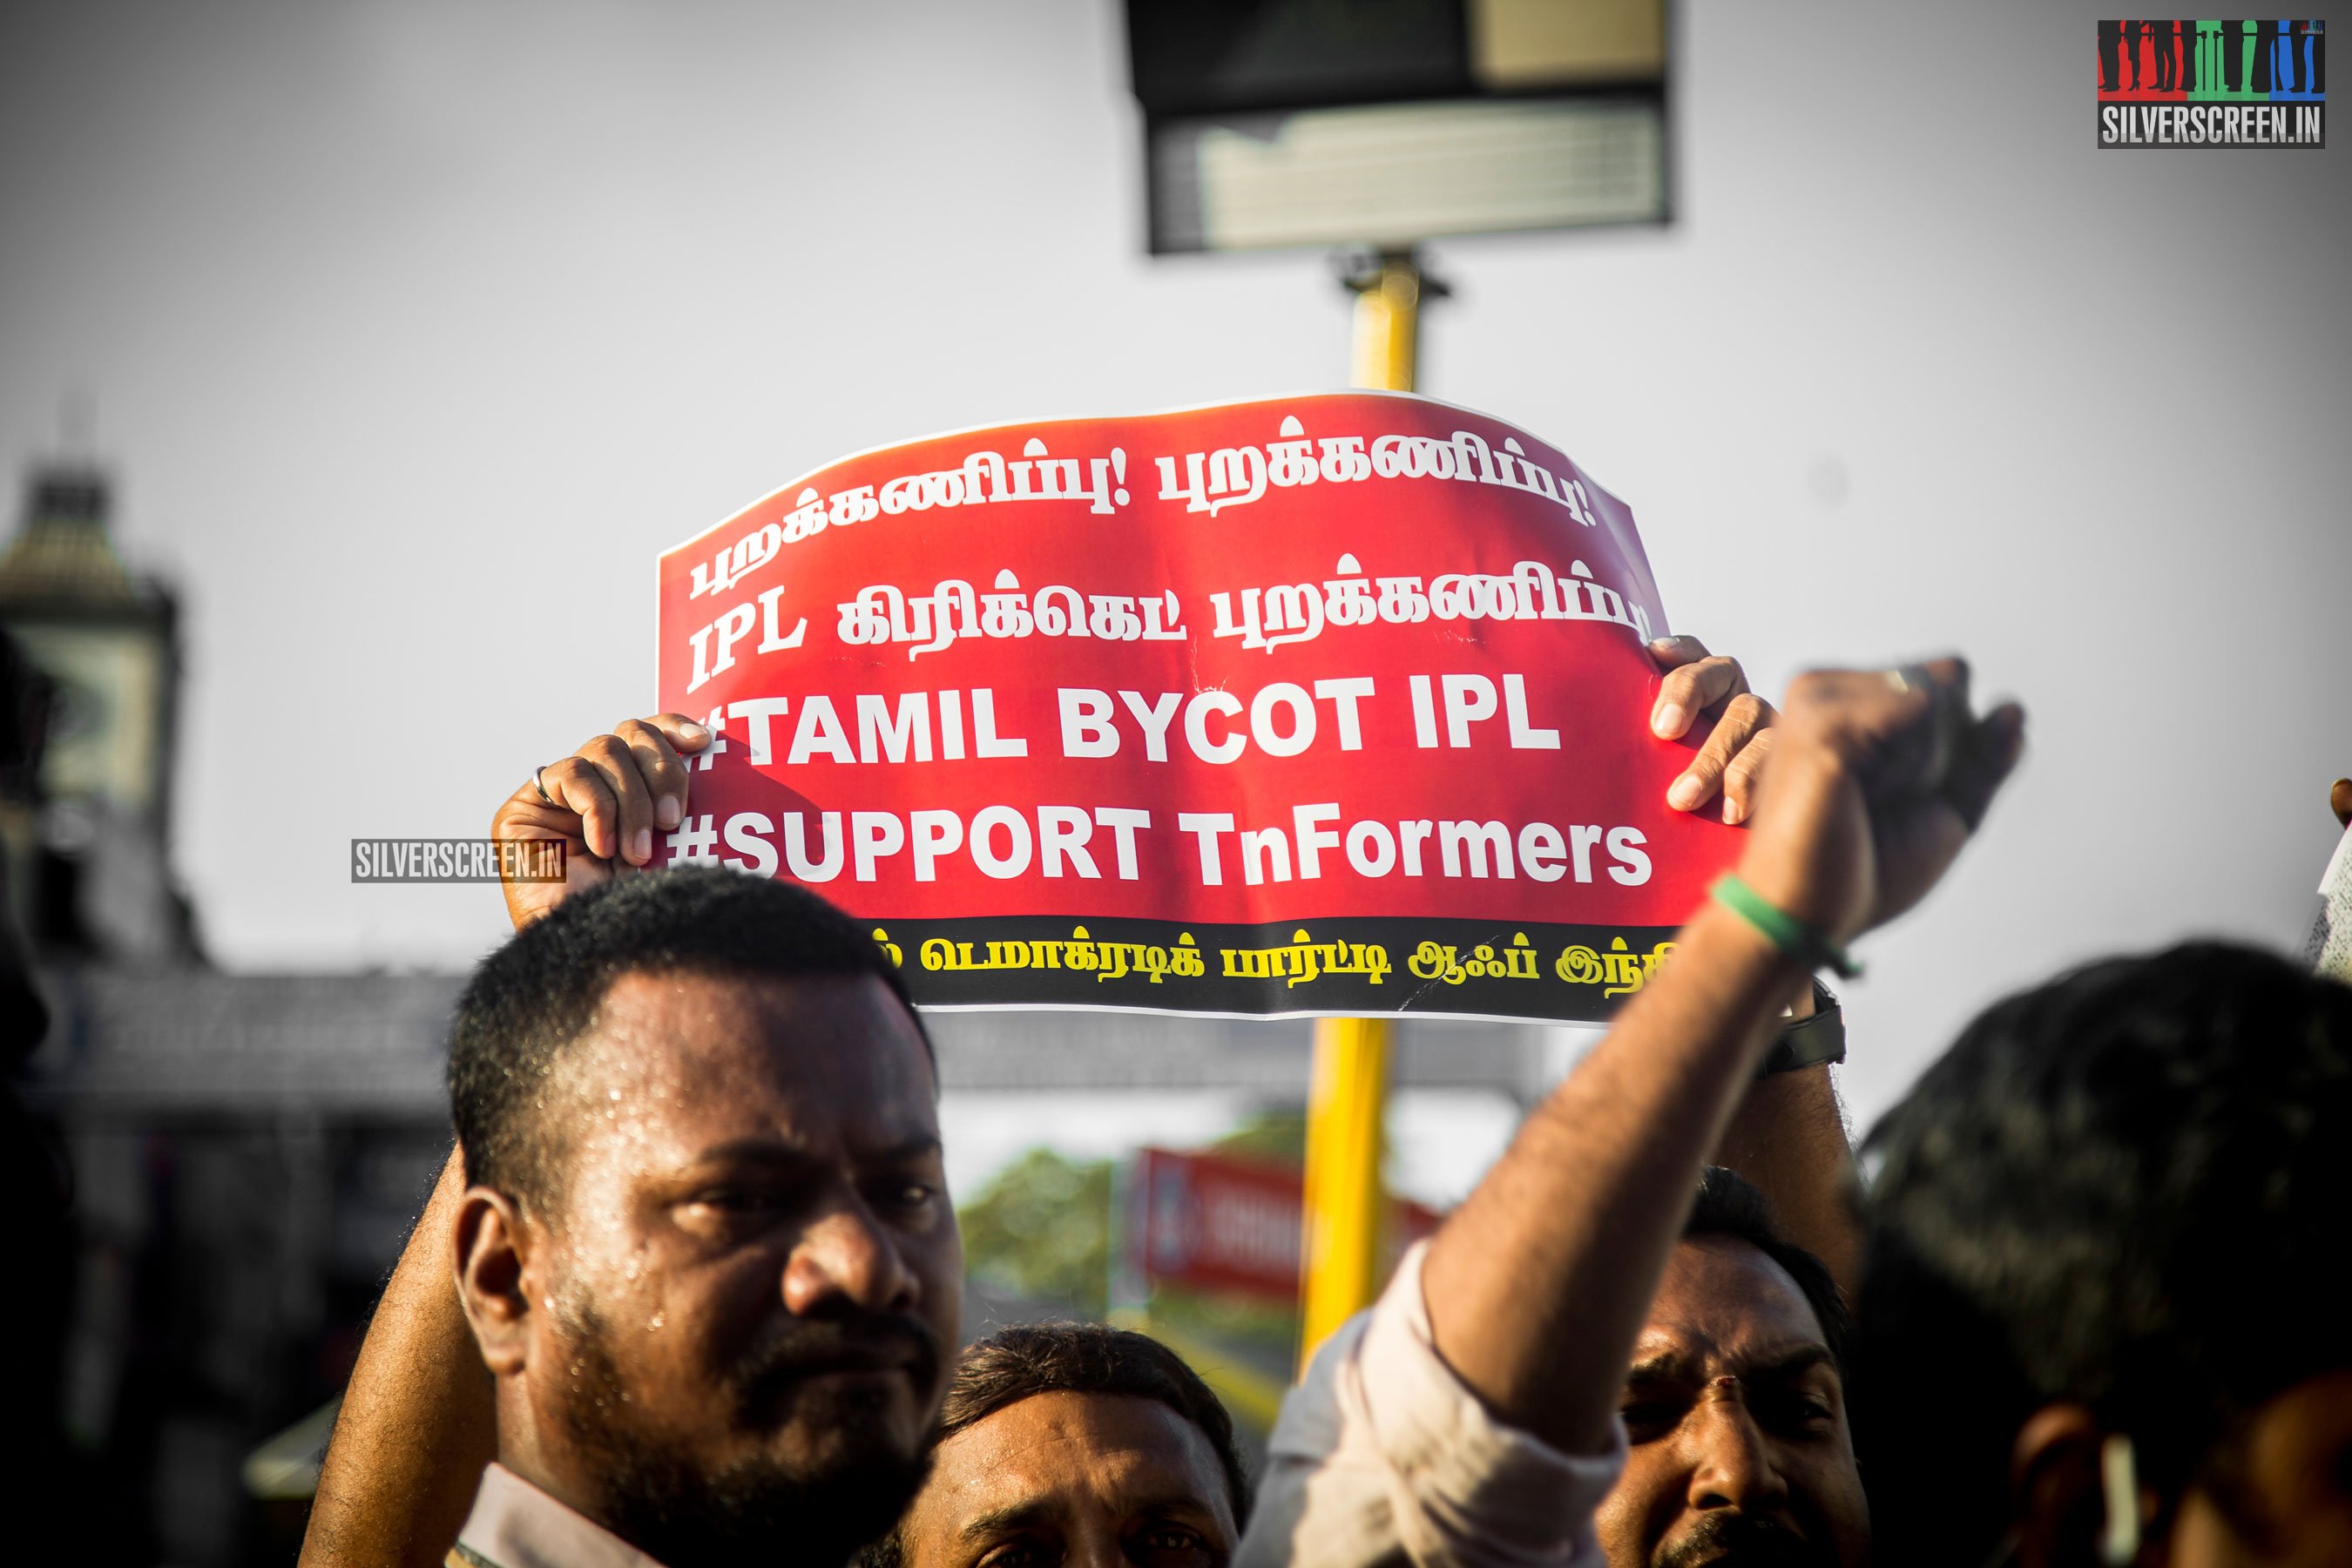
xmin=0 ymin=457 xmax=1553 ymax=1566
xmin=0 ymin=461 xmax=458 ymax=1568
xmin=0 ymin=460 xmax=198 ymax=962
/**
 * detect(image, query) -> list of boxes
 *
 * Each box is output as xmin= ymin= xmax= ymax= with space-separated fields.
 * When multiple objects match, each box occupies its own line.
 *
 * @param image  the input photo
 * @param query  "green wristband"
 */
xmin=1709 ymin=873 xmax=1863 ymax=980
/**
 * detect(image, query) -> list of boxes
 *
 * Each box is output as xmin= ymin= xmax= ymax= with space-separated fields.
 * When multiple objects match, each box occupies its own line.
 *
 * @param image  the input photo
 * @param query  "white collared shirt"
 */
xmin=448 ymin=1463 xmax=670 ymax=1568
xmin=1236 ymin=1243 xmax=1626 ymax=1568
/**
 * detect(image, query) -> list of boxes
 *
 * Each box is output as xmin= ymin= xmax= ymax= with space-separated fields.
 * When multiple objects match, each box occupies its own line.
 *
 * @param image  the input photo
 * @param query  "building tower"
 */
xmin=0 ymin=460 xmax=199 ymax=963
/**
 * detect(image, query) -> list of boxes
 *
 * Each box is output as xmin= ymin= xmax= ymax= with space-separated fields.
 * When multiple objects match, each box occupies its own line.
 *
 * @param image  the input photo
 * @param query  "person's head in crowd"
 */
xmin=1596 ymin=1166 xmax=1869 ymax=1568
xmin=1855 ymin=942 xmax=2352 ymax=1568
xmin=446 ymin=868 xmax=959 ymax=1568
xmin=867 ymin=1321 xmax=1250 ymax=1568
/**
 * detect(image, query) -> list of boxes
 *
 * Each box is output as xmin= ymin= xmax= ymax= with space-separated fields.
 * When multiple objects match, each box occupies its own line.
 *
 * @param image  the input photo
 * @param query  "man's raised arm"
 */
xmin=1240 ymin=659 xmax=2021 ymax=1568
xmin=1423 ymin=659 xmax=2021 ymax=1455
xmin=300 ymin=1155 xmax=489 ymax=1568
xmin=299 ymin=715 xmax=713 ymax=1568
xmin=1710 ymin=995 xmax=1861 ymax=1294
xmin=1646 ymin=633 xmax=1863 ymax=1294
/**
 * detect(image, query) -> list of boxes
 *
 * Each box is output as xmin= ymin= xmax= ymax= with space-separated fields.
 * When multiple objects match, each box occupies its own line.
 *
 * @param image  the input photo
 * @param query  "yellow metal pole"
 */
xmin=1298 ymin=252 xmax=1422 ymax=1367
xmin=1348 ymin=254 xmax=1422 ymax=393
xmin=1299 ymin=1015 xmax=1392 ymax=1358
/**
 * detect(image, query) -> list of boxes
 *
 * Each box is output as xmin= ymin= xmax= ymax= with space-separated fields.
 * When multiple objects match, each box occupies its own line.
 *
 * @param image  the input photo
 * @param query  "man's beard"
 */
xmin=554 ymin=1302 xmax=941 ymax=1568
xmin=1653 ymin=1511 xmax=1838 ymax=1568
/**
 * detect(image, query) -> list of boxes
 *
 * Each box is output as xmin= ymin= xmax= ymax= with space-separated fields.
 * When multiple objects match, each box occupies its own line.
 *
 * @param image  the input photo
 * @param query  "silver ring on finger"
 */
xmin=534 ymin=765 xmax=558 ymax=808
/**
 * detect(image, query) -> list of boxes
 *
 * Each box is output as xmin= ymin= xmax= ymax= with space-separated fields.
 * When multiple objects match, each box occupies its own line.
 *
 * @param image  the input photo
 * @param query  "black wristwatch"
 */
xmin=1758 ymin=980 xmax=1845 ymax=1077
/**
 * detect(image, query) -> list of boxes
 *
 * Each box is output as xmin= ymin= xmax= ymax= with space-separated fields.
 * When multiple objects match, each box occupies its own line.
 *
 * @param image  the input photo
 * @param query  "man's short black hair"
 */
xmin=447 ymin=868 xmax=924 ymax=1213
xmin=1852 ymin=941 xmax=2352 ymax=1568
xmin=1685 ymin=1165 xmax=1852 ymax=1373
xmin=856 ymin=1322 xmax=1252 ymax=1568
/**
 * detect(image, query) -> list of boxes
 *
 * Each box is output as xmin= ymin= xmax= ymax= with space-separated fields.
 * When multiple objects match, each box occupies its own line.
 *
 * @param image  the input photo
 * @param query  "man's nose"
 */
xmin=781 ymin=1199 xmax=917 ymax=1316
xmin=1069 ymin=1519 xmax=1128 ymax=1568
xmin=1684 ymin=1383 xmax=1788 ymax=1513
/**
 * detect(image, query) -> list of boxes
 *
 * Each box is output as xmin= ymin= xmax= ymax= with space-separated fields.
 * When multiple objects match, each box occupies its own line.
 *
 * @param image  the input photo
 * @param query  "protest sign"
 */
xmin=1128 ymin=1146 xmax=1441 ymax=1306
xmin=654 ymin=391 xmax=1741 ymax=1022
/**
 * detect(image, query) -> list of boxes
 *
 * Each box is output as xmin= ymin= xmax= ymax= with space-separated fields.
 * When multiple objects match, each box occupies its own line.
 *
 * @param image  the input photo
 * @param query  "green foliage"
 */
xmin=1146 ymin=1275 xmax=1300 ymax=1364
xmin=956 ymin=1146 xmax=1112 ymax=1317
xmin=1207 ymin=1106 xmax=1307 ymax=1167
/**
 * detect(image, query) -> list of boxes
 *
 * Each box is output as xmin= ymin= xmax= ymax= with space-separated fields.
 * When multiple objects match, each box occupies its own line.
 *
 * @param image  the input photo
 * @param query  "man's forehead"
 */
xmin=934 ymin=1391 xmax=1226 ymax=1520
xmin=1633 ymin=1234 xmax=1830 ymax=1373
xmin=568 ymin=969 xmax=936 ymax=1138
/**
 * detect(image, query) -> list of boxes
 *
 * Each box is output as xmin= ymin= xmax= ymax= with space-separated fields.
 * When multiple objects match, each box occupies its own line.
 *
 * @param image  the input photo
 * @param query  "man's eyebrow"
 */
xmin=958 ymin=1498 xmax=1057 ymax=1543
xmin=1120 ymin=1490 xmax=1227 ymax=1524
xmin=686 ymin=1132 xmax=943 ymax=1168
xmin=957 ymin=1490 xmax=1222 ymax=1544
xmin=1625 ymin=1353 xmax=1697 ymax=1384
xmin=863 ymin=1132 xmax=944 ymax=1165
xmin=1625 ymin=1342 xmax=1838 ymax=1385
xmin=1740 ymin=1343 xmax=1840 ymax=1382
xmin=686 ymin=1136 xmax=821 ymax=1169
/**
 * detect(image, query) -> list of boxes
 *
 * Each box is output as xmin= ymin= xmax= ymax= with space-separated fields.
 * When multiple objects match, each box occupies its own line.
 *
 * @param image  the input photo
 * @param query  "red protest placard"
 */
xmin=654 ymin=391 xmax=1740 ymax=1022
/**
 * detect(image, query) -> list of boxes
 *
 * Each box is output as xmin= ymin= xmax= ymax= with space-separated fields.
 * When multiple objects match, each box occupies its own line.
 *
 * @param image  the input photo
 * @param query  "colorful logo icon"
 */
xmin=2098 ymin=20 xmax=2326 ymax=147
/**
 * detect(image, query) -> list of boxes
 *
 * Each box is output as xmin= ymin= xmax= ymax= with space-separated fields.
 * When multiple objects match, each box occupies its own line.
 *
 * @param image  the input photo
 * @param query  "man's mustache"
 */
xmin=730 ymin=1314 xmax=943 ymax=1418
xmin=1655 ymin=1511 xmax=1831 ymax=1568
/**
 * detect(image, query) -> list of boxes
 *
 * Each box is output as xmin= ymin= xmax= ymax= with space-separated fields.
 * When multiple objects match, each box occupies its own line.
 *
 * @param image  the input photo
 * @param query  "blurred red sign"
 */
xmin=1130 ymin=1146 xmax=1441 ymax=1304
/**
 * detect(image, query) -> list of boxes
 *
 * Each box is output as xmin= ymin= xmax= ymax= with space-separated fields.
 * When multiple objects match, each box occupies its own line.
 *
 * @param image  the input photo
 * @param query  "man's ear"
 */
xmin=454 ymin=1185 xmax=536 ymax=1377
xmin=2011 ymin=1403 xmax=2151 ymax=1568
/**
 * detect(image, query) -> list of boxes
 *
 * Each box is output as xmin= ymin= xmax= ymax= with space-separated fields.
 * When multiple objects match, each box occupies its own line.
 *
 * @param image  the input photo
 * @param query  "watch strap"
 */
xmin=1760 ymin=981 xmax=1846 ymax=1076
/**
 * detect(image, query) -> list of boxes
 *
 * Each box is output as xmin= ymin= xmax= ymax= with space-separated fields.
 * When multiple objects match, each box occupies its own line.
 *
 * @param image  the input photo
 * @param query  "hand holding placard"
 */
xmin=490 ymin=713 xmax=710 ymax=931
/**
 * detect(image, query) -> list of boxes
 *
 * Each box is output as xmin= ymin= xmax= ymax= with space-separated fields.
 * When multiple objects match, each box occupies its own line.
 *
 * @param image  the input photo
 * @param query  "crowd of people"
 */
xmin=291 ymin=640 xmax=2352 ymax=1568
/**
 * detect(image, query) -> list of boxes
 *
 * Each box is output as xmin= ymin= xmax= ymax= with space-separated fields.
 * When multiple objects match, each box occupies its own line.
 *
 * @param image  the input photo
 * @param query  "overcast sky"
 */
xmin=3 ymin=0 xmax=2346 ymax=1133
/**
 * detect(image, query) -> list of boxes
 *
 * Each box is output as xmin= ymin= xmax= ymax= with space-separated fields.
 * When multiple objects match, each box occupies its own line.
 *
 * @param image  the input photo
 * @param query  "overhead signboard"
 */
xmin=1126 ymin=0 xmax=1670 ymax=253
xmin=652 ymin=391 xmax=1740 ymax=1023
